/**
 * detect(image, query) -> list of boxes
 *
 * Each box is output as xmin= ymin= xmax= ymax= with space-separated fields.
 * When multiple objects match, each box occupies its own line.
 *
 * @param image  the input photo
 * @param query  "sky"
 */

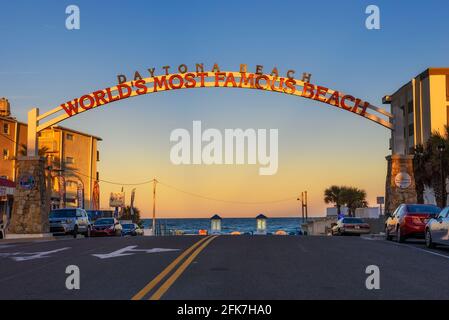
xmin=1 ymin=0 xmax=449 ymax=218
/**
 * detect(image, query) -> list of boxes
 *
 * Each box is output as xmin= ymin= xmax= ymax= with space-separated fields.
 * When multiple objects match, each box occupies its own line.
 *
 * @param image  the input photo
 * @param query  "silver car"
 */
xmin=425 ymin=206 xmax=449 ymax=248
xmin=49 ymin=208 xmax=91 ymax=238
xmin=331 ymin=217 xmax=371 ymax=236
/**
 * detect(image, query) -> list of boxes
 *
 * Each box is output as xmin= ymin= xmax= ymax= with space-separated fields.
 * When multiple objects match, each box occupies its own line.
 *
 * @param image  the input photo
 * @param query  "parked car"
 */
xmin=49 ymin=208 xmax=91 ymax=238
xmin=91 ymin=218 xmax=123 ymax=237
xmin=425 ymin=206 xmax=449 ymax=248
xmin=385 ymin=204 xmax=440 ymax=243
xmin=331 ymin=217 xmax=370 ymax=236
xmin=122 ymin=223 xmax=143 ymax=236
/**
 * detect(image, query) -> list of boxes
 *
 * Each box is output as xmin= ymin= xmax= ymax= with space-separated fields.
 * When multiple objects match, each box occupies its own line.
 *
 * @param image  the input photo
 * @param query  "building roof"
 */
xmin=51 ymin=125 xmax=103 ymax=141
xmin=256 ymin=214 xmax=267 ymax=219
xmin=385 ymin=67 xmax=449 ymax=100
xmin=0 ymin=116 xmax=102 ymax=141
xmin=210 ymin=214 xmax=222 ymax=220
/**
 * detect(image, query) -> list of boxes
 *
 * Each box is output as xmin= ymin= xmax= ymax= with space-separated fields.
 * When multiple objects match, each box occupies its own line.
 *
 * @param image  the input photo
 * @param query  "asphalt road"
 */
xmin=1 ymin=235 xmax=449 ymax=300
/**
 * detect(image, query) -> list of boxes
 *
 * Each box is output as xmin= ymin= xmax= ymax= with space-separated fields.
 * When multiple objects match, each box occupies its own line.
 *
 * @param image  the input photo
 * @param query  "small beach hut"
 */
xmin=255 ymin=214 xmax=267 ymax=235
xmin=210 ymin=214 xmax=222 ymax=234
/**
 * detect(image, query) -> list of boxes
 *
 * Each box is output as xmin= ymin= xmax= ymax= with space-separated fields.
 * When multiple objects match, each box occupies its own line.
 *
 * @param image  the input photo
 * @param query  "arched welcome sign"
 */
xmin=26 ymin=65 xmax=393 ymax=156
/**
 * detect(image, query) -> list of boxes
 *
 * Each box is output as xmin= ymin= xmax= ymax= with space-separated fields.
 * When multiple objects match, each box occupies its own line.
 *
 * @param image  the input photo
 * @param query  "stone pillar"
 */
xmin=385 ymin=154 xmax=417 ymax=215
xmin=6 ymin=156 xmax=51 ymax=238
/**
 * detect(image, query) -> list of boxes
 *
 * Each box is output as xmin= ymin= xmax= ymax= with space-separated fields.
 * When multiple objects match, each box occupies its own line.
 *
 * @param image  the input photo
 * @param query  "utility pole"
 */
xmin=297 ymin=191 xmax=308 ymax=222
xmin=438 ymin=145 xmax=446 ymax=208
xmin=152 ymin=178 xmax=158 ymax=235
xmin=303 ymin=191 xmax=309 ymax=221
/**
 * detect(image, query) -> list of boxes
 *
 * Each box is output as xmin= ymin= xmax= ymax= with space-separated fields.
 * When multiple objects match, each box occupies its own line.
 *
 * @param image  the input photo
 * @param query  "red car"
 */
xmin=91 ymin=218 xmax=123 ymax=237
xmin=385 ymin=204 xmax=440 ymax=242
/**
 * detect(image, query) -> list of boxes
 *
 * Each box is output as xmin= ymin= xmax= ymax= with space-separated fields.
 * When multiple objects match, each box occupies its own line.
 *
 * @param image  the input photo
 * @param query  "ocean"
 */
xmin=141 ymin=217 xmax=308 ymax=235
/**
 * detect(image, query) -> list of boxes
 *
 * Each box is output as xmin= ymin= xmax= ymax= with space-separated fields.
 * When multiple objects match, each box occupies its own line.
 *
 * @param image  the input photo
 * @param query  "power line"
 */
xmin=158 ymin=181 xmax=297 ymax=205
xmin=64 ymin=168 xmax=155 ymax=186
xmin=64 ymin=170 xmax=297 ymax=205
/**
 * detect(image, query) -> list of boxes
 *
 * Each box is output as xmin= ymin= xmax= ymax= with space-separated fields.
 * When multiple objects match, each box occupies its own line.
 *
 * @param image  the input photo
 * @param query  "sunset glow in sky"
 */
xmin=1 ymin=0 xmax=449 ymax=218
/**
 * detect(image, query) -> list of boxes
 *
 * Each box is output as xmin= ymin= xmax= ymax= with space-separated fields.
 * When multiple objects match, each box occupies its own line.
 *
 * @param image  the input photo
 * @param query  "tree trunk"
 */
xmin=416 ymin=181 xmax=424 ymax=204
xmin=432 ymin=178 xmax=443 ymax=208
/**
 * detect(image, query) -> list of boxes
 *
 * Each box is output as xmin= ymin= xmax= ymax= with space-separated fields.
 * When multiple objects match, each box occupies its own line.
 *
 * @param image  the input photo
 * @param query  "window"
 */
xmin=438 ymin=208 xmax=449 ymax=219
xmin=66 ymin=181 xmax=76 ymax=188
xmin=66 ymin=133 xmax=74 ymax=141
xmin=408 ymin=124 xmax=414 ymax=136
xmin=407 ymin=101 xmax=414 ymax=114
xmin=3 ymin=123 xmax=9 ymax=135
xmin=96 ymin=150 xmax=100 ymax=161
xmin=96 ymin=172 xmax=99 ymax=180
xmin=66 ymin=157 xmax=74 ymax=164
xmin=3 ymin=148 xmax=9 ymax=159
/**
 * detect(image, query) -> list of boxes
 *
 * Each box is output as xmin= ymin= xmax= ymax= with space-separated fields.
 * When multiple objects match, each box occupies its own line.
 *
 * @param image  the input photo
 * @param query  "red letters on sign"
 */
xmin=302 ymin=83 xmax=315 ymax=98
xmin=58 ymin=71 xmax=374 ymax=123
xmin=60 ymin=99 xmax=79 ymax=116
xmin=314 ymin=86 xmax=328 ymax=103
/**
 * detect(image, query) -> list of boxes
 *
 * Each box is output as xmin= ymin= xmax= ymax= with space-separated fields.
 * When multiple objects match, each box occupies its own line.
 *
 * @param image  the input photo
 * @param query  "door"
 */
xmin=77 ymin=209 xmax=88 ymax=232
xmin=387 ymin=205 xmax=402 ymax=234
xmin=435 ymin=208 xmax=449 ymax=243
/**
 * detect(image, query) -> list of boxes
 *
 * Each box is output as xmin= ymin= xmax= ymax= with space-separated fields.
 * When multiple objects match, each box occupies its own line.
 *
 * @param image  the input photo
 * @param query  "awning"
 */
xmin=0 ymin=178 xmax=15 ymax=197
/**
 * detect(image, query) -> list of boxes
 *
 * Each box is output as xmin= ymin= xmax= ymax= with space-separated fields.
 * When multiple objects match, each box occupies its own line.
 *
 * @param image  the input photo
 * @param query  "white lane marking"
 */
xmin=0 ymin=247 xmax=71 ymax=261
xmin=92 ymin=246 xmax=179 ymax=259
xmin=0 ymin=244 xmax=16 ymax=249
xmin=369 ymin=238 xmax=449 ymax=260
xmin=401 ymin=244 xmax=449 ymax=260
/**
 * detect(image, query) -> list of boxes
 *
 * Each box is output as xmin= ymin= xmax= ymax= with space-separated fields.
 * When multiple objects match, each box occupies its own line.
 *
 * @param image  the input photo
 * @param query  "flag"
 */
xmin=130 ymin=188 xmax=136 ymax=216
xmin=92 ymin=181 xmax=100 ymax=210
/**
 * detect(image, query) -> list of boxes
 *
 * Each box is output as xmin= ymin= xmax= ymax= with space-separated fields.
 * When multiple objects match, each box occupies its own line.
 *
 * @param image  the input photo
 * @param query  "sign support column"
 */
xmin=27 ymin=108 xmax=39 ymax=157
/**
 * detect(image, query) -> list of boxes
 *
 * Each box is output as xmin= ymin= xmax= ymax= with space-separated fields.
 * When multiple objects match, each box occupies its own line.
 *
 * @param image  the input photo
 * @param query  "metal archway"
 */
xmin=26 ymin=71 xmax=393 ymax=156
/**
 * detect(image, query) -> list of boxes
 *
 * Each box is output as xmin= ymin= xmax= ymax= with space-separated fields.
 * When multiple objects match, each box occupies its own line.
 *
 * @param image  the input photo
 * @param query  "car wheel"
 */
xmin=84 ymin=226 xmax=91 ymax=238
xmin=396 ymin=226 xmax=404 ymax=243
xmin=425 ymin=229 xmax=435 ymax=248
xmin=73 ymin=225 xmax=79 ymax=238
xmin=385 ymin=226 xmax=392 ymax=241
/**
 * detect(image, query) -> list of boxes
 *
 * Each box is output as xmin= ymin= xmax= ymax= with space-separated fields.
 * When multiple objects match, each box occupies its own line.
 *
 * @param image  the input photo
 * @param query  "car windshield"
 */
xmin=406 ymin=205 xmax=440 ymax=214
xmin=49 ymin=210 xmax=77 ymax=218
xmin=122 ymin=224 xmax=134 ymax=229
xmin=343 ymin=218 xmax=364 ymax=224
xmin=94 ymin=219 xmax=114 ymax=225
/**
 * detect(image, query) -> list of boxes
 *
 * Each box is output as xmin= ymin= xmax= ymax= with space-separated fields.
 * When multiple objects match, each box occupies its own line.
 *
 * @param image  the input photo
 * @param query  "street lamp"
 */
xmin=438 ymin=144 xmax=446 ymax=208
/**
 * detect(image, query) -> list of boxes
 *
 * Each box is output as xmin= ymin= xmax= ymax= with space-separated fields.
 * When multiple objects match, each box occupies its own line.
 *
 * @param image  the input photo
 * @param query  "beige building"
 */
xmin=0 ymin=98 xmax=101 ymax=210
xmin=384 ymin=68 xmax=449 ymax=154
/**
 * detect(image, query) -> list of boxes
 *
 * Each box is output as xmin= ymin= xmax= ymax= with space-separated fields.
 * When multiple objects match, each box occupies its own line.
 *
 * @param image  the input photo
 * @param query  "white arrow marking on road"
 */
xmin=92 ymin=246 xmax=179 ymax=259
xmin=0 ymin=247 xmax=71 ymax=261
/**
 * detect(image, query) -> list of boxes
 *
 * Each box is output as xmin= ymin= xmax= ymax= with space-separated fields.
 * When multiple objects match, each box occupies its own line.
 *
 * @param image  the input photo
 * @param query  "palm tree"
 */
xmin=343 ymin=187 xmax=368 ymax=217
xmin=409 ymin=125 xmax=449 ymax=208
xmin=120 ymin=206 xmax=141 ymax=224
xmin=413 ymin=144 xmax=431 ymax=204
xmin=17 ymin=143 xmax=49 ymax=157
xmin=422 ymin=126 xmax=449 ymax=208
xmin=324 ymin=185 xmax=368 ymax=217
xmin=324 ymin=186 xmax=346 ymax=216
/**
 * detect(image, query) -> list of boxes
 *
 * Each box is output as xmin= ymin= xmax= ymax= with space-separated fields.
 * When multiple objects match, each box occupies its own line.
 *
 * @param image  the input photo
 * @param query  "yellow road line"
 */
xmin=131 ymin=236 xmax=211 ymax=300
xmin=149 ymin=235 xmax=218 ymax=300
